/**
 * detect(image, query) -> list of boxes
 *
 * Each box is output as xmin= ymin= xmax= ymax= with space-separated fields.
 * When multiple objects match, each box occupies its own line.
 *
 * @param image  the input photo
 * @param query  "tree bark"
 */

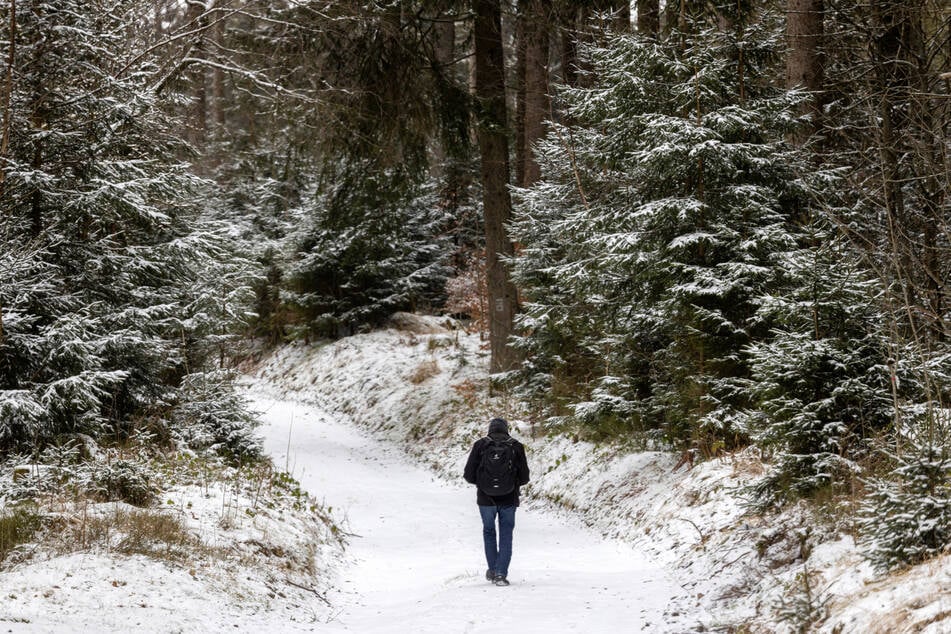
xmin=636 ymin=0 xmax=659 ymax=36
xmin=431 ymin=3 xmax=456 ymax=171
xmin=785 ymin=0 xmax=824 ymax=134
xmin=871 ymin=0 xmax=946 ymax=342
xmin=185 ymin=1 xmax=208 ymax=151
xmin=560 ymin=4 xmax=594 ymax=88
xmin=560 ymin=5 xmax=580 ymax=88
xmin=473 ymin=0 xmax=518 ymax=373
xmin=519 ymin=0 xmax=550 ymax=187
xmin=0 ymin=0 xmax=15 ymax=198
xmin=514 ymin=8 xmax=526 ymax=187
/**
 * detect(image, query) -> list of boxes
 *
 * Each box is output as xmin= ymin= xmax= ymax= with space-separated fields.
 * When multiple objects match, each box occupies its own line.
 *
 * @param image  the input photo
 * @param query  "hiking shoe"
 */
xmin=494 ymin=576 xmax=510 ymax=586
xmin=485 ymin=570 xmax=497 ymax=582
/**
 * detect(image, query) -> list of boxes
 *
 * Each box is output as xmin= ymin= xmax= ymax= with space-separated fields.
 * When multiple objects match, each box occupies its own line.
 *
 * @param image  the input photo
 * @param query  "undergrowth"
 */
xmin=0 ymin=506 xmax=42 ymax=563
xmin=0 ymin=433 xmax=342 ymax=571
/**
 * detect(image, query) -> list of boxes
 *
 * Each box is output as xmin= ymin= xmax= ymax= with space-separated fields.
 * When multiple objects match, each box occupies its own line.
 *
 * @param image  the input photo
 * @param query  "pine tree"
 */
xmin=284 ymin=161 xmax=451 ymax=338
xmin=511 ymin=18 xmax=823 ymax=446
xmin=0 ymin=237 xmax=56 ymax=447
xmin=211 ymin=1 xmax=477 ymax=341
xmin=860 ymin=419 xmax=951 ymax=571
xmin=744 ymin=225 xmax=893 ymax=506
xmin=0 ymin=1 xmax=257 ymax=454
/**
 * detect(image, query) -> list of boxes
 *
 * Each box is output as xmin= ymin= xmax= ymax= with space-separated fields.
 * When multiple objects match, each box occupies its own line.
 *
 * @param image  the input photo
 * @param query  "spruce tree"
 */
xmin=0 ymin=1 xmax=257 ymax=455
xmin=221 ymin=1 xmax=473 ymax=340
xmin=860 ymin=420 xmax=951 ymax=571
xmin=511 ymin=20 xmax=822 ymax=446
xmin=744 ymin=226 xmax=893 ymax=506
xmin=284 ymin=161 xmax=451 ymax=338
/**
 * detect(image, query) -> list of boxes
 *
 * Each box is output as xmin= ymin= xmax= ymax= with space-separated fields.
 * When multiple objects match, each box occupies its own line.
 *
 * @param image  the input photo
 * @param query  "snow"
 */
xmin=3 ymin=312 xmax=950 ymax=632
xmin=0 ymin=553 xmax=320 ymax=632
xmin=249 ymin=391 xmax=697 ymax=633
xmin=248 ymin=313 xmax=951 ymax=633
xmin=0 ymin=458 xmax=341 ymax=632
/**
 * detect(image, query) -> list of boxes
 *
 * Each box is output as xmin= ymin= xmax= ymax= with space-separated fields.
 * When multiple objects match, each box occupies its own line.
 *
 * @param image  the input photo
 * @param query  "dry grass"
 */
xmin=450 ymin=378 xmax=483 ymax=408
xmin=62 ymin=506 xmax=202 ymax=563
xmin=114 ymin=509 xmax=196 ymax=558
xmin=728 ymin=449 xmax=767 ymax=477
xmin=0 ymin=507 xmax=42 ymax=562
xmin=408 ymin=358 xmax=440 ymax=384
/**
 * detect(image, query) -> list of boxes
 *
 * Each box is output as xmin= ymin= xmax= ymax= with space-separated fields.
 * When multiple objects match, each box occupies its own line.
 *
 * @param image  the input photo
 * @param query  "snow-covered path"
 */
xmin=252 ymin=391 xmax=695 ymax=634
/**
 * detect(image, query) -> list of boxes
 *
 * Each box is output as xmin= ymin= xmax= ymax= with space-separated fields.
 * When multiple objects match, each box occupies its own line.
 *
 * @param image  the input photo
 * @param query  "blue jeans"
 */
xmin=479 ymin=504 xmax=516 ymax=578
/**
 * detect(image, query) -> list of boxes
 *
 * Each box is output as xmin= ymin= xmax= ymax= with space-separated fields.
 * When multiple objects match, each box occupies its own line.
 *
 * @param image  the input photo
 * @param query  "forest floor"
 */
xmin=248 ymin=313 xmax=951 ymax=634
xmin=0 ymin=457 xmax=342 ymax=633
xmin=2 ymin=313 xmax=949 ymax=632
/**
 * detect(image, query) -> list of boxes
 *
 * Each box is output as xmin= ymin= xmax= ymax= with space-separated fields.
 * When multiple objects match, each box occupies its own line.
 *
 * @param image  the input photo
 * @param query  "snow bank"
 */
xmin=0 ymin=457 xmax=343 ymax=632
xmin=250 ymin=313 xmax=951 ymax=633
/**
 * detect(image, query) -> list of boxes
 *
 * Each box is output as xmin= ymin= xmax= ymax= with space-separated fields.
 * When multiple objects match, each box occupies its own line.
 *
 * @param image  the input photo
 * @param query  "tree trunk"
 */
xmin=561 ymin=4 xmax=594 ymax=88
xmin=785 ymin=0 xmax=824 ymax=134
xmin=560 ymin=5 xmax=580 ymax=87
xmin=431 ymin=4 xmax=456 ymax=172
xmin=514 ymin=8 xmax=526 ymax=187
xmin=871 ymin=0 xmax=946 ymax=343
xmin=520 ymin=0 xmax=550 ymax=187
xmin=0 ymin=0 xmax=15 ymax=199
xmin=870 ymin=0 xmax=942 ymax=342
xmin=636 ymin=0 xmax=659 ymax=36
xmin=473 ymin=0 xmax=518 ymax=373
xmin=185 ymin=1 xmax=208 ymax=151
xmin=211 ymin=4 xmax=226 ymax=130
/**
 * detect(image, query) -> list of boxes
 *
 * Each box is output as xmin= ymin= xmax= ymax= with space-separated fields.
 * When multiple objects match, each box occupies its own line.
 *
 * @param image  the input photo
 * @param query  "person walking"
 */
xmin=463 ymin=417 xmax=530 ymax=586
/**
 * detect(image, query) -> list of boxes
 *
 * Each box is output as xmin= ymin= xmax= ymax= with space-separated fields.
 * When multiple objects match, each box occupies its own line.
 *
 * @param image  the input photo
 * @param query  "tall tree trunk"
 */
xmin=430 ymin=1 xmax=465 ymax=195
xmin=185 ymin=1 xmax=208 ymax=152
xmin=636 ymin=0 xmax=659 ymax=36
xmin=514 ymin=8 xmax=526 ymax=187
xmin=561 ymin=4 xmax=594 ymax=88
xmin=868 ymin=0 xmax=950 ymax=344
xmin=873 ymin=0 xmax=913 ymax=321
xmin=0 ymin=0 xmax=15 ymax=199
xmin=560 ymin=5 xmax=580 ymax=87
xmin=519 ymin=0 xmax=550 ymax=186
xmin=433 ymin=5 xmax=455 ymax=171
xmin=872 ymin=0 xmax=946 ymax=343
xmin=473 ymin=0 xmax=518 ymax=373
xmin=785 ymin=0 xmax=824 ymax=135
xmin=211 ymin=4 xmax=226 ymax=130
xmin=912 ymin=17 xmax=948 ymax=342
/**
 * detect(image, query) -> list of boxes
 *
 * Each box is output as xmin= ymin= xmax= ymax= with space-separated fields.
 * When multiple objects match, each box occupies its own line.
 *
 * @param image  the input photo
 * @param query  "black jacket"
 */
xmin=463 ymin=432 xmax=530 ymax=507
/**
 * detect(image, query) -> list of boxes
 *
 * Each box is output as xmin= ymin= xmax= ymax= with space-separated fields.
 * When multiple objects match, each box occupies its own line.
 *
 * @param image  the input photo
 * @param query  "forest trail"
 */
xmin=251 ymin=391 xmax=697 ymax=634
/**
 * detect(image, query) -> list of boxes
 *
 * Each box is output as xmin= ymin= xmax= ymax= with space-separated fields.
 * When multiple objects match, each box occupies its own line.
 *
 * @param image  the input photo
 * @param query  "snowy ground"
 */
xmin=250 ymin=390 xmax=698 ymax=633
xmin=0 ymin=452 xmax=342 ymax=632
xmin=3 ymin=312 xmax=949 ymax=632
xmin=249 ymin=313 xmax=951 ymax=634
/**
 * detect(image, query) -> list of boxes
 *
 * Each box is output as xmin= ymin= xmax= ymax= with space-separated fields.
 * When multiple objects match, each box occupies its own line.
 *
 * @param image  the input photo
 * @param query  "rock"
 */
xmin=387 ymin=312 xmax=452 ymax=335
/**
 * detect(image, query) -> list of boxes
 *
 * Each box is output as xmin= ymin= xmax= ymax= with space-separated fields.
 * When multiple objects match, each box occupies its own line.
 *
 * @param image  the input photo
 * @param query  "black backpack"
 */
xmin=477 ymin=436 xmax=517 ymax=496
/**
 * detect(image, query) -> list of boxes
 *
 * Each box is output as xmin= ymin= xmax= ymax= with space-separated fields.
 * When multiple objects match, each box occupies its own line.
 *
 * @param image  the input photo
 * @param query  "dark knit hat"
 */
xmin=488 ymin=417 xmax=509 ymax=434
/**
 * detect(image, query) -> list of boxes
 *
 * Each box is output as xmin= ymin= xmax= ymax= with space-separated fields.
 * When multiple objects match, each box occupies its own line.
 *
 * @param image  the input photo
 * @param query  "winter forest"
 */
xmin=1 ymin=0 xmax=950 ymax=632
